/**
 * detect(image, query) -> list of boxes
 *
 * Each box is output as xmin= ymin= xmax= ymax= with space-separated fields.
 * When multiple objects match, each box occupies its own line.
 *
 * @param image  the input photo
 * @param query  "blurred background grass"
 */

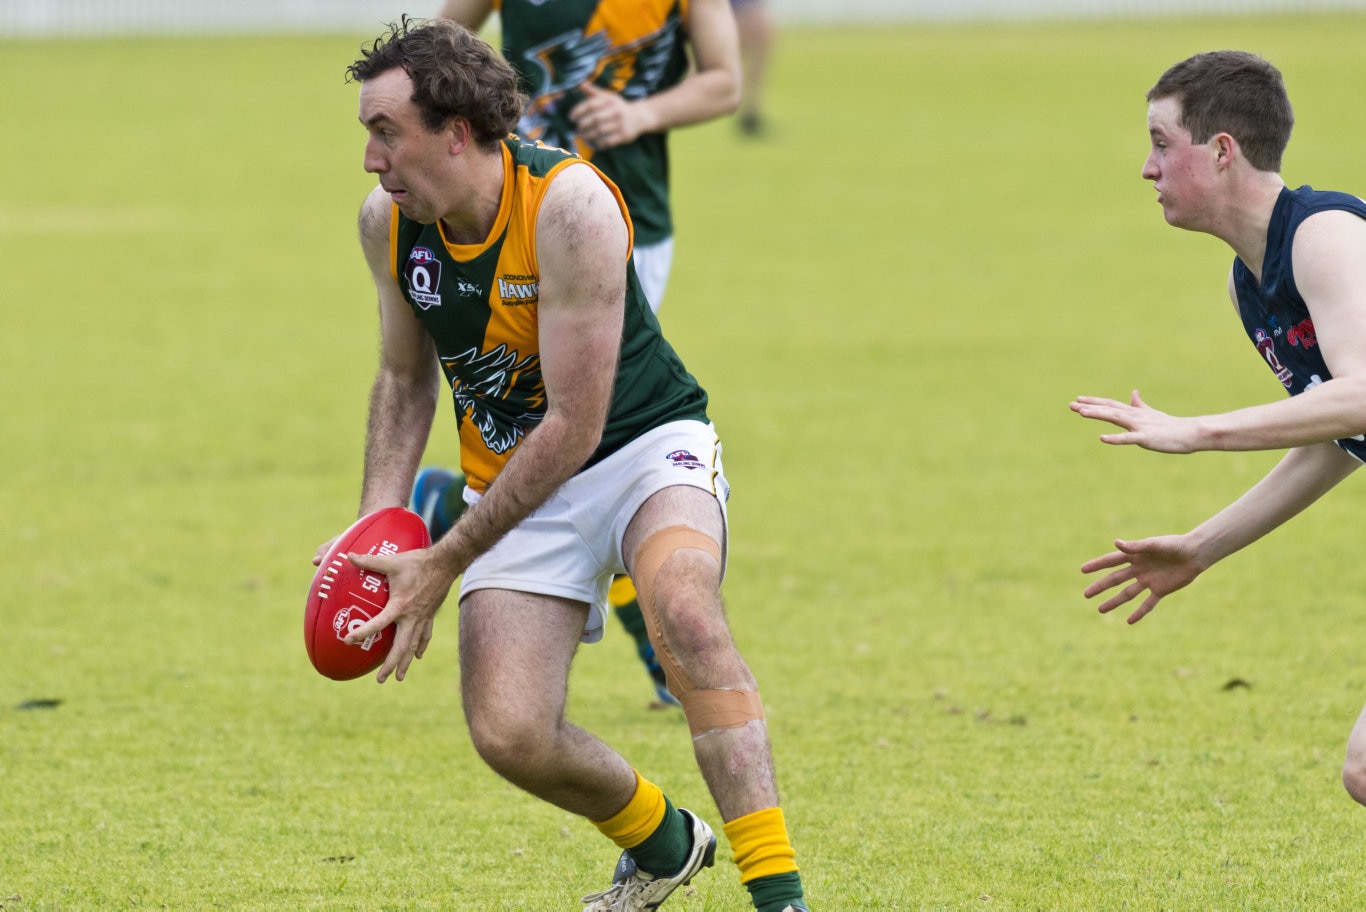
xmin=4 ymin=14 xmax=1366 ymax=910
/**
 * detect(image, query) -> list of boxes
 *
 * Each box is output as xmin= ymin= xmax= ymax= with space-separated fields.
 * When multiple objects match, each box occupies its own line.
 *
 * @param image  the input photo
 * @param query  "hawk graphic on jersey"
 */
xmin=517 ymin=19 xmax=681 ymax=154
xmin=441 ymin=343 xmax=544 ymax=455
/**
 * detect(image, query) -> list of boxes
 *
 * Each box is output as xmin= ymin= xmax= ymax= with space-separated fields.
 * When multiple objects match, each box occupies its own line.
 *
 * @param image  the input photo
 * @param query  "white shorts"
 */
xmin=631 ymin=237 xmax=674 ymax=315
xmin=457 ymin=420 xmax=730 ymax=643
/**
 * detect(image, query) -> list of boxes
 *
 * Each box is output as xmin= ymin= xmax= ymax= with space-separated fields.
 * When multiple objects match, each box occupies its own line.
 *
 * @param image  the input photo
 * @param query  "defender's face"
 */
xmin=359 ymin=68 xmax=453 ymax=224
xmin=1141 ymin=95 xmax=1218 ymax=231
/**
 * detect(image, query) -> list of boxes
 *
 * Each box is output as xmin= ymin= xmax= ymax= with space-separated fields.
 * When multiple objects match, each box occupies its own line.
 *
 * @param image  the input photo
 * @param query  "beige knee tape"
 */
xmin=632 ymin=525 xmax=765 ymax=737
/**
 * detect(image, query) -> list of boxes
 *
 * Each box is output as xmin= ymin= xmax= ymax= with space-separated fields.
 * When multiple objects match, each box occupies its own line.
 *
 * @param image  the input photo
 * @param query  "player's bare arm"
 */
xmin=1073 ymin=212 xmax=1366 ymax=453
xmin=312 ymin=188 xmax=440 ymax=569
xmin=331 ymin=187 xmax=449 ymax=683
xmin=569 ymin=0 xmax=740 ymax=148
xmin=1082 ymin=440 xmax=1360 ymax=623
xmin=357 ymin=184 xmax=441 ymax=515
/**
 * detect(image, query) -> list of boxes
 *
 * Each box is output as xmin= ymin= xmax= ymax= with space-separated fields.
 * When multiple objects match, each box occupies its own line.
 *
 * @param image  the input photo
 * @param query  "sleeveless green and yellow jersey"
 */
xmin=493 ymin=0 xmax=690 ymax=245
xmin=389 ymin=138 xmax=708 ymax=494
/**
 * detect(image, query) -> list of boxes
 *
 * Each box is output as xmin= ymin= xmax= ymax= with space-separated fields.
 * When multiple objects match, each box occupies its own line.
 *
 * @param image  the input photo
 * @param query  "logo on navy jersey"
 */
xmin=1254 ymin=328 xmax=1294 ymax=388
xmin=1287 ymin=318 xmax=1318 ymax=350
xmin=405 ymin=247 xmax=443 ymax=310
xmin=666 ymin=450 xmax=706 ymax=471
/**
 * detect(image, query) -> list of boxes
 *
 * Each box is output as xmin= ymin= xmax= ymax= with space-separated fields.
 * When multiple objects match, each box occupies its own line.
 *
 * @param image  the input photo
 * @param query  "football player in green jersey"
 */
xmin=432 ymin=0 xmax=743 ymax=709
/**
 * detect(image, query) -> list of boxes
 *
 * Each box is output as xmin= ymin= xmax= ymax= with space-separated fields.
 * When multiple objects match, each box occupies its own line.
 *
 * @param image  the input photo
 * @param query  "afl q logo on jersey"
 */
xmin=405 ymin=247 xmax=444 ymax=310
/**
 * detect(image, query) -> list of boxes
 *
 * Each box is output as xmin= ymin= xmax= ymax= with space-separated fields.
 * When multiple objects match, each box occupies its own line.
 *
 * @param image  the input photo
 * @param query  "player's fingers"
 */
xmin=1080 ymin=550 xmax=1128 ymax=574
xmin=1082 ymin=564 xmax=1134 ymax=595
xmin=1096 ymin=594 xmax=1128 ymax=614
xmin=374 ymin=622 xmax=414 ymax=683
xmin=414 ymin=618 xmax=435 ymax=660
xmin=391 ymin=628 xmax=423 ymax=682
xmin=1127 ymin=593 xmax=1161 ymax=624
xmin=1072 ymin=395 xmax=1126 ymax=410
xmin=344 ymin=600 xmax=400 ymax=645
xmin=1096 ymin=580 xmax=1144 ymax=614
xmin=374 ymin=641 xmax=397 ymax=682
xmin=1073 ymin=396 xmax=1142 ymax=420
xmin=313 ymin=536 xmax=339 ymax=567
xmin=346 ymin=550 xmax=397 ymax=574
xmin=570 ymin=94 xmax=607 ymax=120
xmin=343 ymin=619 xmax=384 ymax=647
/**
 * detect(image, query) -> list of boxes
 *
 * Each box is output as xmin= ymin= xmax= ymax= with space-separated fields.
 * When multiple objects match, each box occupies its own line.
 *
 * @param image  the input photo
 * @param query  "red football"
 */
xmin=305 ymin=507 xmax=431 ymax=680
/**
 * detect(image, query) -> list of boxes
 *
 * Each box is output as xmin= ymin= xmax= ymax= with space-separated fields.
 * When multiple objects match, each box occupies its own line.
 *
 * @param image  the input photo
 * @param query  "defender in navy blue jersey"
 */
xmin=1071 ymin=51 xmax=1366 ymax=806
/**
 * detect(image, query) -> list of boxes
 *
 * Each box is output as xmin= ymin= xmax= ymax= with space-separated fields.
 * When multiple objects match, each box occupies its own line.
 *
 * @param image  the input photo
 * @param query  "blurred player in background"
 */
xmin=337 ymin=18 xmax=809 ymax=910
xmin=420 ymin=0 xmax=743 ymax=708
xmin=1073 ymin=50 xmax=1366 ymax=806
xmin=731 ymin=0 xmax=775 ymax=135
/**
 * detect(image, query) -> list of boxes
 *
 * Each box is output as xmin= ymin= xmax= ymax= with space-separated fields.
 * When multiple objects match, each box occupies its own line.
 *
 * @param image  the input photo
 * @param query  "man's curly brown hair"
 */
xmin=347 ymin=16 xmax=527 ymax=149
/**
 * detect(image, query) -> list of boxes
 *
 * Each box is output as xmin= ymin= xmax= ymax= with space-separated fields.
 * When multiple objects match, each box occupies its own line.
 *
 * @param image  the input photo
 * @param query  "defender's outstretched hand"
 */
xmin=1071 ymin=390 xmax=1200 ymax=453
xmin=1080 ymin=536 xmax=1206 ymax=624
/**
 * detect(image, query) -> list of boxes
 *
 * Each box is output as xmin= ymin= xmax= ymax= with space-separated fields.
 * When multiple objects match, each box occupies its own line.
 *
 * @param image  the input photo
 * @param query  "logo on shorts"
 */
xmin=666 ymin=449 xmax=705 ymax=471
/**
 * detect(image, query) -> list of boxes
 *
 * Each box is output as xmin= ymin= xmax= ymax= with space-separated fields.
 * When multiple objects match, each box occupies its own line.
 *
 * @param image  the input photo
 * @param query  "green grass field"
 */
xmin=6 ymin=13 xmax=1366 ymax=910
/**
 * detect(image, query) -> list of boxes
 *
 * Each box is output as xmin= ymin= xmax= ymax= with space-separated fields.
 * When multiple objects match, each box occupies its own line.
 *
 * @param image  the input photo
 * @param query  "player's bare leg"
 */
xmin=622 ymin=485 xmax=808 ymax=911
xmin=458 ymin=588 xmax=637 ymax=818
xmin=459 ymin=586 xmax=721 ymax=911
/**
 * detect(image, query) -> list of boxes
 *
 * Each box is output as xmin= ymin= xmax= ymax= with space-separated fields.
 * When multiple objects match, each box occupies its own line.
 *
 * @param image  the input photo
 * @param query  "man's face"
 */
xmin=1141 ymin=95 xmax=1218 ymax=231
xmin=359 ymin=68 xmax=455 ymax=224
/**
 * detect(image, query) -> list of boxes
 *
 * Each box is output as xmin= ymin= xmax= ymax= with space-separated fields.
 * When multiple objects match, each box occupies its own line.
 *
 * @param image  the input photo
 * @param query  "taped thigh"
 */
xmin=632 ymin=525 xmax=765 ymax=736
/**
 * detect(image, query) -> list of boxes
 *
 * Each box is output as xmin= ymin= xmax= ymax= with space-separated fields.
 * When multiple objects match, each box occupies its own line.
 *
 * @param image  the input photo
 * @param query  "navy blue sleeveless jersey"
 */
xmin=1233 ymin=185 xmax=1366 ymax=462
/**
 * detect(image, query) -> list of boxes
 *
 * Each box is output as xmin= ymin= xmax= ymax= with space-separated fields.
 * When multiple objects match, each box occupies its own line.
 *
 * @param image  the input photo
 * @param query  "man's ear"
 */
xmin=1212 ymin=132 xmax=1237 ymax=169
xmin=447 ymin=116 xmax=474 ymax=155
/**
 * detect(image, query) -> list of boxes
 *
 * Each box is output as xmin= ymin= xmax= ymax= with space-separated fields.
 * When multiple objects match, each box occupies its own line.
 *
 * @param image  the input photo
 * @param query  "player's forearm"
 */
xmin=359 ymin=366 xmax=440 ymax=515
xmin=1186 ymin=441 xmax=1360 ymax=566
xmin=432 ymin=409 xmax=602 ymax=569
xmin=635 ymin=68 xmax=740 ymax=134
xmin=1197 ymin=376 xmax=1366 ymax=451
